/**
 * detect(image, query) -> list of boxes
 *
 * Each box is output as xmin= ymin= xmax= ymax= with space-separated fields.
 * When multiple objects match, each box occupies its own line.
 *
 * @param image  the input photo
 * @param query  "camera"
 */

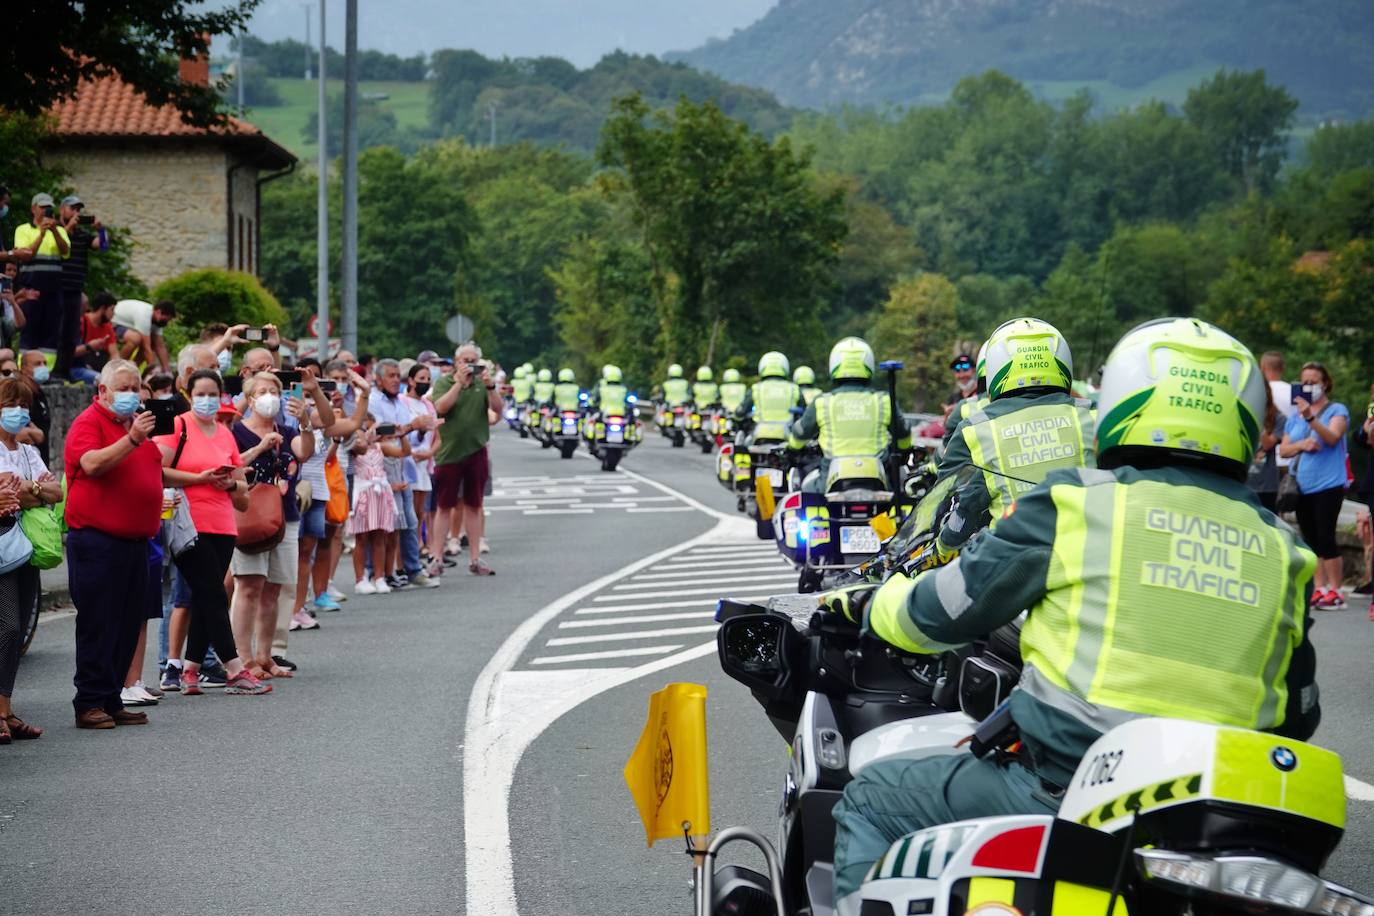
xmin=77 ymin=214 xmax=95 ymax=226
xmin=243 ymin=327 xmax=265 ymax=341
xmin=42 ymin=205 xmax=54 ymax=219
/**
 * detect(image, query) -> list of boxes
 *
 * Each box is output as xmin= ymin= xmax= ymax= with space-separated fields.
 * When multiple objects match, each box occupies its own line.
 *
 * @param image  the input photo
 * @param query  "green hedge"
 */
xmin=151 ymin=269 xmax=291 ymax=358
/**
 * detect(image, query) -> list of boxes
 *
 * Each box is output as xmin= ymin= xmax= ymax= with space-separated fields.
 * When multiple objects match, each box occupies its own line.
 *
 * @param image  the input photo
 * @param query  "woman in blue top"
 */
xmin=1280 ymin=361 xmax=1349 ymax=609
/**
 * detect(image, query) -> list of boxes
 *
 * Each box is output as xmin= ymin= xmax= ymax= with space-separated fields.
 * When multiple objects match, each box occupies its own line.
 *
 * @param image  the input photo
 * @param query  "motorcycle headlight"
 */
xmin=1134 ymin=850 xmax=1363 ymax=912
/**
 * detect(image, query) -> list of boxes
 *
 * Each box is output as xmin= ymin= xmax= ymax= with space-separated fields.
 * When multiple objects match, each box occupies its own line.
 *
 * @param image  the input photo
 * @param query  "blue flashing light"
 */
xmin=627 ymin=394 xmax=639 ymax=404
xmin=797 ymin=522 xmax=808 ymax=542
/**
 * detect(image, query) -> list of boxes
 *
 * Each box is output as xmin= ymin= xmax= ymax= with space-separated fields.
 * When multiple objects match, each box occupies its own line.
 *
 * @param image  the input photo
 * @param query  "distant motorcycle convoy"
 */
xmin=503 ymin=333 xmax=1372 ymax=916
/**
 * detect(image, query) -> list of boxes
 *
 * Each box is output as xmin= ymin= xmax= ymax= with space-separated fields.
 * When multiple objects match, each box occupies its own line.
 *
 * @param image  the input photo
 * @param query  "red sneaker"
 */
xmin=181 ymin=668 xmax=203 ymax=696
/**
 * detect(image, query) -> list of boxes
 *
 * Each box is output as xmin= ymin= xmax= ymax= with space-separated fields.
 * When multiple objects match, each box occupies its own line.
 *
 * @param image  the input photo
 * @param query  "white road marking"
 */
xmin=681 ymin=544 xmax=778 ymax=556
xmin=632 ymin=563 xmax=787 ymax=580
xmin=610 ymin=572 xmax=798 ymax=591
xmin=572 ymin=594 xmax=780 ymax=614
xmin=597 ymin=581 xmax=795 ymax=600
xmin=558 ymin=611 xmax=717 ymax=628
xmin=521 ymin=508 xmax=595 ymax=515
xmin=546 ymin=625 xmax=720 ymax=647
xmin=626 ymin=506 xmax=698 ymax=513
xmin=1347 ymin=775 xmax=1374 ymax=802
xmin=658 ymin=557 xmax=791 ymax=571
xmin=530 ymin=645 xmax=682 ymax=664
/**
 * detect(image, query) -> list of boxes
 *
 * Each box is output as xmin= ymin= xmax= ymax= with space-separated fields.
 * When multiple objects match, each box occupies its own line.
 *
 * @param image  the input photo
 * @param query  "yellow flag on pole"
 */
xmin=624 ymin=682 xmax=711 ymax=846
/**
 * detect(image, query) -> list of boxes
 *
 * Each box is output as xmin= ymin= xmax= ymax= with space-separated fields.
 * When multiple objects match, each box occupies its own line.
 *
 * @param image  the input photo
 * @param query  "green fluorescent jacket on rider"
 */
xmin=719 ymin=382 xmax=748 ymax=412
xmin=866 ymin=465 xmax=1320 ymax=788
xmin=787 ymin=382 xmax=911 ymax=484
xmin=662 ymin=377 xmax=691 ymax=406
xmin=511 ymin=377 xmax=534 ymax=402
xmin=935 ymin=391 xmax=1094 ymax=554
xmin=553 ymin=382 xmax=581 ymax=411
xmin=533 ymin=381 xmax=555 ymax=404
xmin=693 ymin=381 xmax=720 ymax=407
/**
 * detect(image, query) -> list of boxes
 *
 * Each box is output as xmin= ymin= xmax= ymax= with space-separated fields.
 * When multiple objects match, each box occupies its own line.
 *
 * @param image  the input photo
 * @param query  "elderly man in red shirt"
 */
xmin=65 ymin=358 xmax=165 ymax=728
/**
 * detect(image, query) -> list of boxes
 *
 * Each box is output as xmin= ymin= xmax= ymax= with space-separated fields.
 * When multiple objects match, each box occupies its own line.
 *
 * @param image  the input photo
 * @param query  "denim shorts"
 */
xmin=172 ymin=562 xmax=192 ymax=608
xmin=299 ymin=501 xmax=327 ymax=540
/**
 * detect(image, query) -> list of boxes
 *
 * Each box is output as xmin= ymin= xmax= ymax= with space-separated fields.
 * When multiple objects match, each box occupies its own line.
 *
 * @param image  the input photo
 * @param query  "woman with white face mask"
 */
xmin=1279 ymin=361 xmax=1351 ymax=610
xmin=229 ymin=372 xmax=313 ymax=677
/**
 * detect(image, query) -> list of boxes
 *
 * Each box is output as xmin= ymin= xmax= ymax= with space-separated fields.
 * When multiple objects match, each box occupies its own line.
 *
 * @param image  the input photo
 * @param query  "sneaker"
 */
xmin=385 ymin=573 xmax=409 ymax=591
xmin=121 ymin=685 xmax=158 ymax=707
xmin=480 ymin=537 xmax=490 ymax=555
xmin=410 ymin=572 xmax=441 ymax=589
xmin=290 ymin=609 xmax=320 ymax=631
xmin=272 ymin=655 xmax=298 ymax=671
xmin=136 ymin=679 xmax=164 ymax=700
xmin=373 ymin=576 xmax=392 ymax=594
xmin=1355 ymin=581 xmax=1373 ymax=596
xmin=355 ymin=578 xmax=377 ymax=595
xmin=326 ymin=582 xmax=348 ymax=602
xmin=312 ymin=593 xmax=343 ymax=612
xmin=160 ymin=665 xmax=183 ymax=692
xmin=426 ymin=560 xmax=445 ymax=579
xmin=459 ymin=534 xmax=470 ymax=549
xmin=181 ymin=668 xmax=204 ymax=696
xmin=199 ymin=663 xmax=229 ymax=689
xmin=1325 ymin=589 xmax=1347 ymax=609
xmin=445 ymin=537 xmax=461 ymax=557
xmin=224 ymin=669 xmax=273 ymax=696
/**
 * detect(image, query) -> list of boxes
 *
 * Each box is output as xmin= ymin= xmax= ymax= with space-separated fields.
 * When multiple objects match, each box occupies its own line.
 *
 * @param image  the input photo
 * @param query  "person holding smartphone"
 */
xmin=10 ymin=193 xmax=69 ymax=350
xmin=153 ymin=369 xmax=269 ymax=696
xmin=1279 ymin=361 xmax=1350 ymax=610
xmin=54 ymin=195 xmax=106 ymax=381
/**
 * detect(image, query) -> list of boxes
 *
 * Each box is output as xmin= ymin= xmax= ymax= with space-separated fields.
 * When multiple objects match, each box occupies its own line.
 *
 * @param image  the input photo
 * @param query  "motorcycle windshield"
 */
xmin=885 ymin=465 xmax=980 ymax=559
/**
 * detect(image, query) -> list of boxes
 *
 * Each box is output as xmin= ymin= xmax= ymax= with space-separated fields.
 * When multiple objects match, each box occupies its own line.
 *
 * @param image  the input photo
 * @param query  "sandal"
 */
xmin=247 ymin=665 xmax=272 ymax=680
xmin=0 ymin=719 xmax=9 ymax=745
xmin=469 ymin=561 xmax=496 ymax=577
xmin=265 ymin=665 xmax=293 ymax=679
xmin=4 ymin=715 xmax=42 ymax=740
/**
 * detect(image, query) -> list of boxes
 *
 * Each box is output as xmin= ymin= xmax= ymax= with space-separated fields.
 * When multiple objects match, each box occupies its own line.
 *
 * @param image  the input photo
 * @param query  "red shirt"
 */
xmin=64 ymin=400 xmax=164 ymax=539
xmin=82 ymin=313 xmax=117 ymax=351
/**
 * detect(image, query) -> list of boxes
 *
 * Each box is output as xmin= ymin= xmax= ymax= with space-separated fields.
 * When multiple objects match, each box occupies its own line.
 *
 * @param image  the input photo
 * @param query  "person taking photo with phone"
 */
xmin=54 ymin=195 xmax=106 ymax=381
xmin=1279 ymin=361 xmax=1350 ymax=609
xmin=10 ymin=193 xmax=69 ymax=351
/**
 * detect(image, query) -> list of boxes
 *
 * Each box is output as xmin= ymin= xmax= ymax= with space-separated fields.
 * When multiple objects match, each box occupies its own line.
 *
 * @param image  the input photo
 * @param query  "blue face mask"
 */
xmin=192 ymin=395 xmax=220 ymax=418
xmin=0 ymin=205 xmax=8 ymax=220
xmin=32 ymin=364 xmax=49 ymax=383
xmin=0 ymin=406 xmax=29 ymax=434
xmin=111 ymin=390 xmax=141 ymax=417
xmin=217 ymin=350 xmax=232 ymax=372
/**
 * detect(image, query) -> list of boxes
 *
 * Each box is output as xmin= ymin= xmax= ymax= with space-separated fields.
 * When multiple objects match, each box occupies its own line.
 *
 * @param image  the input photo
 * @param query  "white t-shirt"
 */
xmin=113 ymin=299 xmax=157 ymax=337
xmin=0 ymin=440 xmax=48 ymax=482
xmin=1269 ymin=379 xmax=1295 ymax=468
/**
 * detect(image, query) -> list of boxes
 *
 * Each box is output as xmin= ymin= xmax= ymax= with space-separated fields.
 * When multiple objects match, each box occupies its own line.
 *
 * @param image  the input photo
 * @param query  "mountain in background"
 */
xmin=672 ymin=0 xmax=1374 ymax=118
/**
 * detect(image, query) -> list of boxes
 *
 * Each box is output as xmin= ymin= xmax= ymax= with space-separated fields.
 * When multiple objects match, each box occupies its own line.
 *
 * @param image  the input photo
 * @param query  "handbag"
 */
xmin=167 ymin=417 xmax=199 ymax=557
xmin=324 ymin=450 xmax=350 ymax=525
xmin=19 ymin=448 xmax=62 ymax=569
xmin=1276 ymin=453 xmax=1301 ymax=514
xmin=235 ymin=482 xmax=286 ymax=553
xmin=0 ymin=517 xmax=33 ymax=575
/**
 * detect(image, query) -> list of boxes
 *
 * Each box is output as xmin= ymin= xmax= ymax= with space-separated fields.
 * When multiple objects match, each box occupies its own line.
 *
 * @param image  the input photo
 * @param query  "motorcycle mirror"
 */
xmin=716 ymin=614 xmax=800 ymax=700
xmin=879 ymin=360 xmax=905 ymax=371
xmin=790 ymin=406 xmax=804 ymax=417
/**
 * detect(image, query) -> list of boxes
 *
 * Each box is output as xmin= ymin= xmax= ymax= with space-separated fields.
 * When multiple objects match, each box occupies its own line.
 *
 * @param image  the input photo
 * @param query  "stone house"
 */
xmin=47 ymin=57 xmax=296 ymax=288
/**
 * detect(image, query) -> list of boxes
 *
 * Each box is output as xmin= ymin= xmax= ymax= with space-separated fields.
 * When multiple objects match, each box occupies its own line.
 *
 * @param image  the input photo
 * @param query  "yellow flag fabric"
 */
xmin=624 ymin=682 xmax=711 ymax=846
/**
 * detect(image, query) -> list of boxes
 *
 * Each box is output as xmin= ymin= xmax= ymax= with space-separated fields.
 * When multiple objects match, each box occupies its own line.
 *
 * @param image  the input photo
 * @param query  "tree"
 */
xmin=598 ymin=94 xmax=845 ymax=369
xmin=152 ymin=268 xmax=290 ymax=357
xmin=1303 ymin=119 xmax=1374 ymax=177
xmin=551 ymin=235 xmax=661 ymax=390
xmin=822 ymin=174 xmax=923 ymax=337
xmin=1184 ymin=69 xmax=1298 ymax=193
xmin=868 ymin=273 xmax=959 ymax=411
xmin=4 ymin=1 xmax=260 ymax=127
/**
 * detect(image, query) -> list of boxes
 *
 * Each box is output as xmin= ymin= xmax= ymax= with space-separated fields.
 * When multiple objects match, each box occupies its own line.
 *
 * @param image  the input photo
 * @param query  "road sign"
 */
xmin=445 ymin=313 xmax=475 ymax=345
xmin=308 ymin=314 xmax=334 ymax=337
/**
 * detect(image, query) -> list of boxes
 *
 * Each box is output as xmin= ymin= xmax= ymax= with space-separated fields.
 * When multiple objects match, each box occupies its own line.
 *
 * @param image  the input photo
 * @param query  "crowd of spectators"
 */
xmin=0 ymin=253 xmax=506 ymax=738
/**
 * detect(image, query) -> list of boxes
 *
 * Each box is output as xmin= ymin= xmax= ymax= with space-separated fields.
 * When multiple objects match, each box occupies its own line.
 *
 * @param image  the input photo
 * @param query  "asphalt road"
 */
xmin=3 ymin=427 xmax=1372 ymax=916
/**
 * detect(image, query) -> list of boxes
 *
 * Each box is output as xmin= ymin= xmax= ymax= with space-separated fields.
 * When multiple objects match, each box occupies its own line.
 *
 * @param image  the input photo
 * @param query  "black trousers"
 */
xmin=53 ymin=287 xmax=85 ymax=378
xmin=0 ymin=562 xmax=39 ymax=698
xmin=174 ymin=533 xmax=239 ymax=667
xmin=69 ymin=528 xmax=149 ymax=714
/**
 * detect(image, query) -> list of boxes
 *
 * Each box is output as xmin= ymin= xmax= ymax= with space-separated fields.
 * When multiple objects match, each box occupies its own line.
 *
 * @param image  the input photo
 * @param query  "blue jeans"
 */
xmin=157 ymin=563 xmax=217 ymax=669
xmin=68 ymin=365 xmax=100 ymax=385
xmin=394 ymin=488 xmax=422 ymax=577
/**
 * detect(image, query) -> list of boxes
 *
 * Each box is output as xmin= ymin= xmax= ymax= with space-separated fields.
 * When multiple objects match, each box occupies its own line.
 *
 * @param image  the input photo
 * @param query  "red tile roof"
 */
xmin=49 ymin=74 xmax=296 ymax=168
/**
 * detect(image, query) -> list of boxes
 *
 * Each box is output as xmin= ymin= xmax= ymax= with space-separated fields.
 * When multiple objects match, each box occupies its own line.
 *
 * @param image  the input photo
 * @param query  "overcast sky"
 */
xmin=241 ymin=0 xmax=776 ymax=66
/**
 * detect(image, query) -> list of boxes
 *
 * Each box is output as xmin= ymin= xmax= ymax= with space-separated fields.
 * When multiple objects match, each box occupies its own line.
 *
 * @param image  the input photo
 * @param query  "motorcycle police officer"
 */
xmin=552 ymin=368 xmax=581 ymax=412
xmin=787 ymin=337 xmax=910 ymax=492
xmin=692 ymin=366 xmax=719 ymax=408
xmin=532 ymin=367 xmax=555 ymax=406
xmin=793 ymin=365 xmax=823 ymax=406
xmin=661 ymin=363 xmax=691 ymax=407
xmin=733 ymin=351 xmax=803 ymax=440
xmin=510 ymin=364 xmax=534 ymax=405
xmin=932 ymin=317 xmax=1095 ymax=559
xmin=828 ymin=318 xmax=1320 ymax=908
xmin=718 ymin=368 xmax=747 ymax=413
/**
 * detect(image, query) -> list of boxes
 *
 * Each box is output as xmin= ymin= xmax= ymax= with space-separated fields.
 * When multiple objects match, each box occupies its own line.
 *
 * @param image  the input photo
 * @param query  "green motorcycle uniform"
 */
xmin=800 ymin=385 xmax=822 ymax=406
xmin=734 ymin=378 xmax=803 ymax=442
xmin=787 ymin=383 xmax=911 ymax=492
xmin=533 ymin=380 xmax=555 ymax=405
xmin=934 ymin=391 xmax=1095 ymax=555
xmin=662 ymin=377 xmax=691 ymax=407
xmin=591 ymin=381 xmax=628 ymax=415
xmin=511 ymin=376 xmax=534 ymax=403
xmin=719 ymin=382 xmax=748 ymax=413
xmin=553 ymin=382 xmax=581 ymax=412
xmin=831 ymin=464 xmax=1320 ymax=899
xmin=692 ymin=380 xmax=720 ymax=407
xmin=941 ymin=394 xmax=990 ymax=449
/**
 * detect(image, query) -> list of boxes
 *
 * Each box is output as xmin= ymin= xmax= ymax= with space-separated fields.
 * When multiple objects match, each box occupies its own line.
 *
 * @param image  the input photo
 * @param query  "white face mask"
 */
xmin=253 ymin=394 xmax=281 ymax=419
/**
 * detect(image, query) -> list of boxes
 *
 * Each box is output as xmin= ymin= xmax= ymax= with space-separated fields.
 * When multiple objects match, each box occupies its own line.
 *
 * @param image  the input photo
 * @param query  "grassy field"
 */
xmin=242 ymin=78 xmax=431 ymax=158
xmin=1025 ymin=63 xmax=1223 ymax=113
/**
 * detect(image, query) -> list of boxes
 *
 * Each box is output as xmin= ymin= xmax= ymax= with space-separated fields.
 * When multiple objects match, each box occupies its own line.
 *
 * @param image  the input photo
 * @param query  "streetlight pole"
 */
xmin=316 ymin=0 xmax=329 ymax=361
xmin=237 ymin=30 xmax=246 ymax=111
xmin=304 ymin=4 xmax=312 ymax=80
xmin=341 ymin=0 xmax=359 ymax=354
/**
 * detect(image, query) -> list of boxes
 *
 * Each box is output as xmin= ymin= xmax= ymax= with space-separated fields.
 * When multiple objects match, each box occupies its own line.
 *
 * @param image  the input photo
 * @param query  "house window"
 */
xmin=247 ymin=219 xmax=255 ymax=274
xmin=237 ymin=215 xmax=245 ymax=271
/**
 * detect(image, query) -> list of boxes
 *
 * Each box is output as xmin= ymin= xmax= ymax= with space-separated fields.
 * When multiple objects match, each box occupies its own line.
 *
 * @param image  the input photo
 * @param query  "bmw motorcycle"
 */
xmin=697 ymin=600 xmax=1371 ymax=916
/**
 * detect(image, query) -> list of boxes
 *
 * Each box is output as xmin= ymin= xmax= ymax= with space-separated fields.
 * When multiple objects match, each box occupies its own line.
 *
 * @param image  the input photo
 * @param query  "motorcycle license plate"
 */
xmin=764 ymin=469 xmax=784 ymax=488
xmin=839 ymin=525 xmax=880 ymax=554
xmin=607 ymin=428 xmax=624 ymax=444
xmin=562 ymin=421 xmax=576 ymax=433
xmin=675 ymin=415 xmax=686 ymax=428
